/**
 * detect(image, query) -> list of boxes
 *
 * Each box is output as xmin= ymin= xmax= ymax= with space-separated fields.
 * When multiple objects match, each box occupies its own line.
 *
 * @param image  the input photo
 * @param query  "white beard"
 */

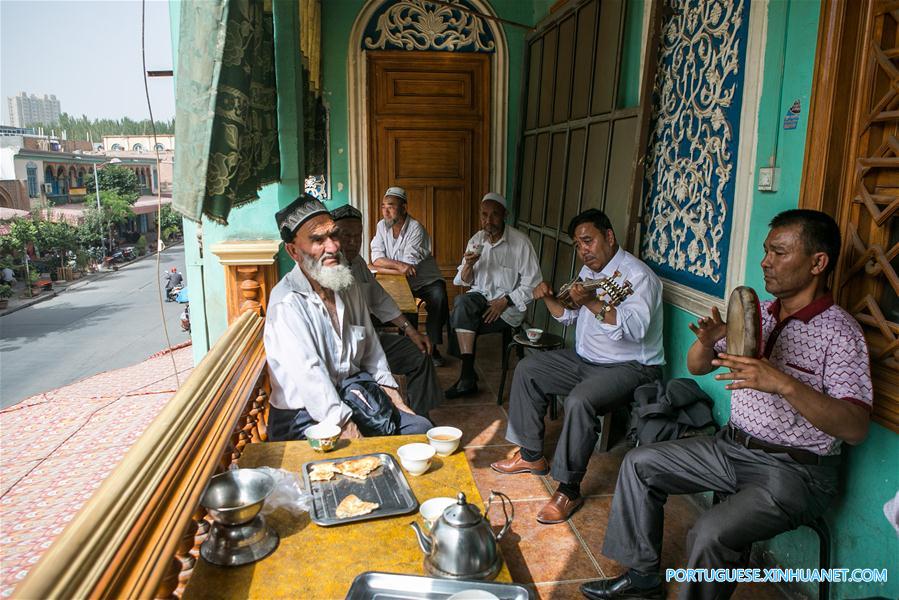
xmin=302 ymin=252 xmax=354 ymax=292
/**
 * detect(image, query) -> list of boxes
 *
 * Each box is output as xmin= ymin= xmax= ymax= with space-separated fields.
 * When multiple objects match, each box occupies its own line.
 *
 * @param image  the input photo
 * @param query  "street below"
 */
xmin=0 ymin=246 xmax=190 ymax=408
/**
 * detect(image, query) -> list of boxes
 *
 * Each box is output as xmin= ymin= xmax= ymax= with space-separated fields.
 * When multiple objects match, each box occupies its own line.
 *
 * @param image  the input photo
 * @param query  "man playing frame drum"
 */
xmin=582 ymin=210 xmax=872 ymax=600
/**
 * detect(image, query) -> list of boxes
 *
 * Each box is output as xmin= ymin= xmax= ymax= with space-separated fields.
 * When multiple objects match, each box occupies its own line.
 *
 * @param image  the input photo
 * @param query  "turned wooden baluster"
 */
xmin=237 ymin=265 xmax=263 ymax=316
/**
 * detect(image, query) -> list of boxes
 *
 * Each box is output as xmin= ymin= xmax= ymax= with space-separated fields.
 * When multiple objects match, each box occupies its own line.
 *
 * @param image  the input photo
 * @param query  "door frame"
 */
xmin=346 ymin=0 xmax=509 ymax=256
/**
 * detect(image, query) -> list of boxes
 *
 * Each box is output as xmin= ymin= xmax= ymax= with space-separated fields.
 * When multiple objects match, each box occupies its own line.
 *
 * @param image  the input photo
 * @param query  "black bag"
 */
xmin=339 ymin=371 xmax=401 ymax=436
xmin=627 ymin=378 xmax=716 ymax=446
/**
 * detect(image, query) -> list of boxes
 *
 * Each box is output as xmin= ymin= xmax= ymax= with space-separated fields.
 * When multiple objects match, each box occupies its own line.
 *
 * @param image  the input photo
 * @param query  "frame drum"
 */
xmin=725 ymin=286 xmax=762 ymax=358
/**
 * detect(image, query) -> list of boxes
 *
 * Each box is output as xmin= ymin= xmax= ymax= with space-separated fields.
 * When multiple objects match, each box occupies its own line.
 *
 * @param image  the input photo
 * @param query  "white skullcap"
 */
xmin=384 ymin=186 xmax=407 ymax=202
xmin=481 ymin=192 xmax=506 ymax=209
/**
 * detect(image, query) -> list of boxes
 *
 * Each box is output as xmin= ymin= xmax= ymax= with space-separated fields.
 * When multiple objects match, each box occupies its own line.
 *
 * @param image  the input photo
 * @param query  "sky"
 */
xmin=0 ymin=0 xmax=175 ymax=124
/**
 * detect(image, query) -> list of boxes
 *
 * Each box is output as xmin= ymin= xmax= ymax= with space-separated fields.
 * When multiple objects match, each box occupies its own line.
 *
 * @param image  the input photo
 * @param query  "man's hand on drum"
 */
xmin=711 ymin=353 xmax=792 ymax=395
xmin=533 ymin=281 xmax=554 ymax=300
xmin=688 ymin=306 xmax=727 ymax=348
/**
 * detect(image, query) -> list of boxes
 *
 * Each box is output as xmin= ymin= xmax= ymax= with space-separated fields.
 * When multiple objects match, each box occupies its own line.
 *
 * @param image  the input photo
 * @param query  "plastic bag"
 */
xmin=251 ymin=466 xmax=313 ymax=516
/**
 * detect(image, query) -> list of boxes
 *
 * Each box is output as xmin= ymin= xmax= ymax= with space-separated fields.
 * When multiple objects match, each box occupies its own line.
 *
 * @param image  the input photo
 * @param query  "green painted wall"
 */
xmin=321 ymin=0 xmax=556 ymax=210
xmin=657 ymin=2 xmax=898 ymax=597
xmin=171 ymin=0 xmax=305 ymax=361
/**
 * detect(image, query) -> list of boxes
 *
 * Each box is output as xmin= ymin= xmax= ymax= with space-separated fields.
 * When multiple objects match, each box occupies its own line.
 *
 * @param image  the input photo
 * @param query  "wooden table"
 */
xmin=183 ymin=436 xmax=511 ymax=599
xmin=374 ymin=272 xmax=418 ymax=313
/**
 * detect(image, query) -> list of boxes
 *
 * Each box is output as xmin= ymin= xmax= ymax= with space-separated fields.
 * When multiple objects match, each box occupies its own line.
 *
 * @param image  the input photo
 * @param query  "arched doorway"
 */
xmin=347 ymin=0 xmax=509 ymax=288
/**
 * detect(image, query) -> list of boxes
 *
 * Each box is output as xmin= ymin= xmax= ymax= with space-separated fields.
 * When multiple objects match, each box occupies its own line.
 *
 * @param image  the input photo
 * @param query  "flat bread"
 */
xmin=309 ymin=462 xmax=340 ymax=482
xmin=336 ymin=456 xmax=382 ymax=480
xmin=335 ymin=494 xmax=380 ymax=519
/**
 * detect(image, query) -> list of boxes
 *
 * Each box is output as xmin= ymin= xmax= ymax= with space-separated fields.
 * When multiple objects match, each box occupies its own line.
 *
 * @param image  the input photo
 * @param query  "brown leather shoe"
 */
xmin=536 ymin=491 xmax=584 ymax=524
xmin=490 ymin=449 xmax=549 ymax=476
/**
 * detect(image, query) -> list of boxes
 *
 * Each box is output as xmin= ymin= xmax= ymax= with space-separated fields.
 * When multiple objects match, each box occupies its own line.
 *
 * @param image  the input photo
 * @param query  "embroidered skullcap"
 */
xmin=481 ymin=192 xmax=507 ymax=209
xmin=275 ymin=193 xmax=330 ymax=242
xmin=384 ymin=186 xmax=408 ymax=202
xmin=330 ymin=204 xmax=363 ymax=222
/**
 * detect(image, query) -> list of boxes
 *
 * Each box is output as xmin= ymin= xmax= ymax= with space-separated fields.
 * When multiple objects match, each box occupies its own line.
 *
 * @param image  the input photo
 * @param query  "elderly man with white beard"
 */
xmin=264 ymin=194 xmax=433 ymax=441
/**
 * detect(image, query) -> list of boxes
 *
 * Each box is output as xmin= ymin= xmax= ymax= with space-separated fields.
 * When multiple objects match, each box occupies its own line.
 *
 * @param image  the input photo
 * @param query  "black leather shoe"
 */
xmin=580 ymin=573 xmax=663 ymax=600
xmin=444 ymin=378 xmax=478 ymax=399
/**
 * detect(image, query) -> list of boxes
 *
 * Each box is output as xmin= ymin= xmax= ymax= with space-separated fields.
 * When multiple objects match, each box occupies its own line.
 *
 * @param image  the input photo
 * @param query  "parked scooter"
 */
xmin=180 ymin=303 xmax=191 ymax=332
xmin=122 ymin=247 xmax=137 ymax=261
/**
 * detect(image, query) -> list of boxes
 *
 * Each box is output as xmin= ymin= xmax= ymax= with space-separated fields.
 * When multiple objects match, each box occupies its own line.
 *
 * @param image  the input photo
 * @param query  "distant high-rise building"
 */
xmin=7 ymin=92 xmax=62 ymax=128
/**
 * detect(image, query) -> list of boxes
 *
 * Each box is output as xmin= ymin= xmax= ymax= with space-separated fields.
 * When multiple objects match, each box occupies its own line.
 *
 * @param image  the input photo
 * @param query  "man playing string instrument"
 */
xmin=492 ymin=208 xmax=664 ymax=524
xmin=582 ymin=210 xmax=872 ymax=600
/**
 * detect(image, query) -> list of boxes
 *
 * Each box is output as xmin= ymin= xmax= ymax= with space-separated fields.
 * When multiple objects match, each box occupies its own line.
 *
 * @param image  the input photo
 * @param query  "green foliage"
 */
xmin=136 ymin=235 xmax=147 ymax=256
xmin=35 ymin=221 xmax=79 ymax=267
xmin=0 ymin=283 xmax=12 ymax=299
xmin=7 ymin=218 xmax=38 ymax=251
xmin=85 ymin=165 xmax=140 ymax=201
xmin=30 ymin=113 xmax=174 ymax=140
xmin=159 ymin=205 xmax=182 ymax=231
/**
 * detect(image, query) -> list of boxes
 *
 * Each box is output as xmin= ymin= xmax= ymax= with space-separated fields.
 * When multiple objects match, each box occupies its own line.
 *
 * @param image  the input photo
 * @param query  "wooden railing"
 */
xmin=14 ymin=310 xmax=270 ymax=599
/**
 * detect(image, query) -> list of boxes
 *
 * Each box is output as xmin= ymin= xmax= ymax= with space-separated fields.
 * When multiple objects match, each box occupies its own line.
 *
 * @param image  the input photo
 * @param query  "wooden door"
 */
xmin=367 ymin=51 xmax=490 ymax=297
xmin=802 ymin=0 xmax=899 ymax=432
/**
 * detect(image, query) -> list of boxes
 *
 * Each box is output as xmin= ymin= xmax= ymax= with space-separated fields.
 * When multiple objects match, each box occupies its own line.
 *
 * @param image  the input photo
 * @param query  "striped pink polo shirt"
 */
xmin=715 ymin=293 xmax=873 ymax=455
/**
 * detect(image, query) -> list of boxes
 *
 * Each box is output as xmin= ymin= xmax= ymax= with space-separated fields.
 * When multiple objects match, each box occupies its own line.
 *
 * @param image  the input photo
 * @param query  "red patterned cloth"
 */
xmin=716 ymin=293 xmax=872 ymax=455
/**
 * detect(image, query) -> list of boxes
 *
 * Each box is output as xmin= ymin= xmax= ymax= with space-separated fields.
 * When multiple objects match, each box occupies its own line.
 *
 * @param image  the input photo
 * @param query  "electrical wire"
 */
xmin=141 ymin=0 xmax=180 ymax=389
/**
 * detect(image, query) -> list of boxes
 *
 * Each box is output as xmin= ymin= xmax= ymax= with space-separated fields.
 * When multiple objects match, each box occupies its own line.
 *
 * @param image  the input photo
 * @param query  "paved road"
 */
xmin=0 ymin=247 xmax=190 ymax=408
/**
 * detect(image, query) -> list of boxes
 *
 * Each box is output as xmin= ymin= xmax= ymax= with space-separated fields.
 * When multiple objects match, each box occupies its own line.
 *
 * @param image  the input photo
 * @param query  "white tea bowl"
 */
xmin=397 ymin=442 xmax=436 ymax=476
xmin=426 ymin=426 xmax=463 ymax=456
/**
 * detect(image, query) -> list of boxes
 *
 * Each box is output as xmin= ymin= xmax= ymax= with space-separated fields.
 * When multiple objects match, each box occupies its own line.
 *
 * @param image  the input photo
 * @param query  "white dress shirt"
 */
xmin=349 ymin=255 xmax=402 ymax=324
xmin=370 ymin=216 xmax=444 ymax=290
xmin=264 ymin=264 xmax=397 ymax=426
xmin=555 ymin=247 xmax=665 ymax=366
xmin=452 ymin=225 xmax=541 ymax=327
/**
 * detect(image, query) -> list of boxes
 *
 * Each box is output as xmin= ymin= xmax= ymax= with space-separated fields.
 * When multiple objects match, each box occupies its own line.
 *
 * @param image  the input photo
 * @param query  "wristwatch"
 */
xmin=594 ymin=301 xmax=613 ymax=320
xmin=400 ymin=321 xmax=411 ymax=332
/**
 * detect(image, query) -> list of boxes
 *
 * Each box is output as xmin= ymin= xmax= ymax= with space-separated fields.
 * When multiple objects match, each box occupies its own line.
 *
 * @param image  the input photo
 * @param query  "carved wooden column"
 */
xmin=210 ymin=240 xmax=281 ymax=324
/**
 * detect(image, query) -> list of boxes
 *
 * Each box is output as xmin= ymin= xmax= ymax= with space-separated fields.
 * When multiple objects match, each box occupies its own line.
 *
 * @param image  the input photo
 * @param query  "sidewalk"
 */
xmin=0 ymin=246 xmax=179 ymax=317
xmin=0 ymin=343 xmax=193 ymax=597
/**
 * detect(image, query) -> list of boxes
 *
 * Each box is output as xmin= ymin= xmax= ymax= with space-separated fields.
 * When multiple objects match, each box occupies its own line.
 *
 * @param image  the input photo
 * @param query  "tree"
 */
xmin=29 ymin=113 xmax=174 ymax=140
xmin=35 ymin=221 xmax=79 ymax=268
xmin=159 ymin=205 xmax=183 ymax=241
xmin=85 ymin=165 xmax=140 ymax=201
xmin=78 ymin=191 xmax=134 ymax=252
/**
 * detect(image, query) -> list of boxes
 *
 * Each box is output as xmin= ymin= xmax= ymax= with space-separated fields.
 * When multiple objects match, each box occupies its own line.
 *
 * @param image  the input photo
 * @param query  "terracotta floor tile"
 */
xmin=571 ymin=495 xmax=701 ymax=578
xmin=534 ymin=581 xmax=593 ymax=599
xmin=464 ymin=446 xmax=551 ymax=502
xmin=429 ymin=403 xmax=509 ymax=447
xmin=487 ymin=499 xmax=599 ymax=585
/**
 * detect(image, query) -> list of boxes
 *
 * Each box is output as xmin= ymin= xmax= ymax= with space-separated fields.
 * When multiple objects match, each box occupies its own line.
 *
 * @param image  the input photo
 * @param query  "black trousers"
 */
xmin=506 ymin=349 xmax=661 ymax=483
xmin=378 ymin=332 xmax=442 ymax=416
xmin=601 ymin=430 xmax=838 ymax=600
xmin=450 ymin=292 xmax=511 ymax=341
xmin=411 ymin=278 xmax=448 ymax=346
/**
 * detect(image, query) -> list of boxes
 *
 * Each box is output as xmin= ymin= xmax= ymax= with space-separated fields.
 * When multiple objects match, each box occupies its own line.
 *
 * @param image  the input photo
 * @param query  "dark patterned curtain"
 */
xmin=174 ymin=0 xmax=280 ymax=225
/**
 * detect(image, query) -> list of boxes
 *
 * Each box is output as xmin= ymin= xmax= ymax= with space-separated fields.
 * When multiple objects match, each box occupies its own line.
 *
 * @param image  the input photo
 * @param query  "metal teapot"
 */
xmin=410 ymin=491 xmax=513 ymax=580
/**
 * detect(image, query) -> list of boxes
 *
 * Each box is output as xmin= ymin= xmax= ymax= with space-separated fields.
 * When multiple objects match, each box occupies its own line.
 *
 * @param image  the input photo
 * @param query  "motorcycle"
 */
xmin=122 ymin=247 xmax=137 ymax=261
xmin=166 ymin=284 xmax=183 ymax=303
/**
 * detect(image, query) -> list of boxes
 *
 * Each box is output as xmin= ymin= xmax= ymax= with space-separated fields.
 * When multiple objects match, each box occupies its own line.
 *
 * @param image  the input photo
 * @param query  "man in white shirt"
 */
xmin=331 ymin=204 xmax=442 ymax=417
xmin=370 ymin=186 xmax=449 ymax=367
xmin=492 ymin=209 xmax=664 ymax=524
xmin=445 ymin=192 xmax=542 ymax=398
xmin=264 ymin=194 xmax=432 ymax=441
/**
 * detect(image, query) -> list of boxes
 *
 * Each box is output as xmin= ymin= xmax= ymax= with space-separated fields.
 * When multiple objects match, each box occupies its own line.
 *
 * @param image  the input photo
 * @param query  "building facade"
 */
xmin=102 ymin=134 xmax=175 ymax=152
xmin=6 ymin=92 xmax=61 ymax=128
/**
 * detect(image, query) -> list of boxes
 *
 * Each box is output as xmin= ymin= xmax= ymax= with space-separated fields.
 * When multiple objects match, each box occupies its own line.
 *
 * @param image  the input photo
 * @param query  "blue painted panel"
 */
xmin=641 ymin=0 xmax=751 ymax=297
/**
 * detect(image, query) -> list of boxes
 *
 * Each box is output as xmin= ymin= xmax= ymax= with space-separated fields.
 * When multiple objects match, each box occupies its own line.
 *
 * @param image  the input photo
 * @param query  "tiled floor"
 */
xmin=431 ymin=334 xmax=791 ymax=600
xmin=0 ymin=344 xmax=193 ymax=597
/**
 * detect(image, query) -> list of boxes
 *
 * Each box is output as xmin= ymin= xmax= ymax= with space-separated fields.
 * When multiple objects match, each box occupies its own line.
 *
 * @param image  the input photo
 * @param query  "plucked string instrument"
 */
xmin=556 ymin=270 xmax=634 ymax=310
